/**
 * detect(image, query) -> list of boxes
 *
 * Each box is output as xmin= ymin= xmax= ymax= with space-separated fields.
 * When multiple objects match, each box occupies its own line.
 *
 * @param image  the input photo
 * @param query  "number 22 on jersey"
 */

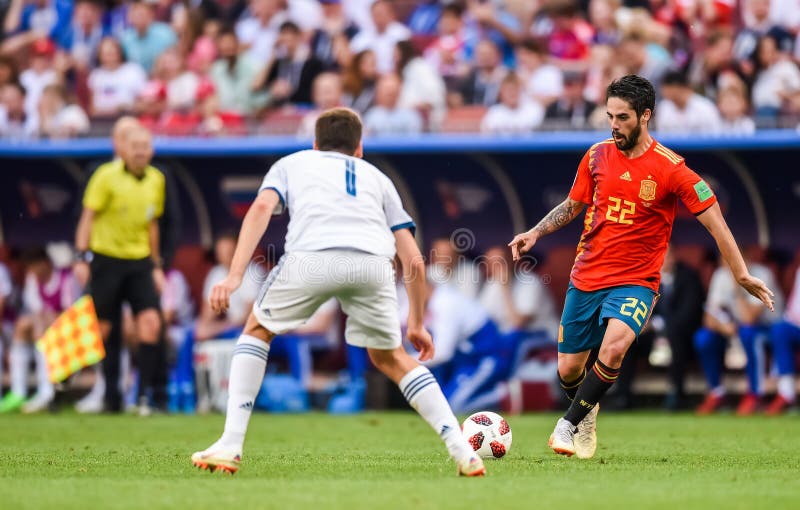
xmin=606 ymin=196 xmax=635 ymax=224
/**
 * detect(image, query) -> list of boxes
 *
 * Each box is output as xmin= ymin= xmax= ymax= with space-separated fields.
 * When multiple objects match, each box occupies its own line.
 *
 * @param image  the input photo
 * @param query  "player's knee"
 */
xmin=243 ymin=314 xmax=276 ymax=343
xmin=367 ymin=348 xmax=393 ymax=371
xmin=599 ymin=341 xmax=628 ymax=367
xmin=557 ymin=358 xmax=584 ymax=381
xmin=367 ymin=347 xmax=408 ymax=375
xmin=137 ymin=310 xmax=161 ymax=343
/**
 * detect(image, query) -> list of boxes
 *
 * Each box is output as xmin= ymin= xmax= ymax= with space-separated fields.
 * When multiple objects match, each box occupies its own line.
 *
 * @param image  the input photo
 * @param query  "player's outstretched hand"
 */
xmin=408 ymin=326 xmax=435 ymax=362
xmin=738 ymin=273 xmax=775 ymax=312
xmin=508 ymin=230 xmax=537 ymax=261
xmin=210 ymin=274 xmax=243 ymax=315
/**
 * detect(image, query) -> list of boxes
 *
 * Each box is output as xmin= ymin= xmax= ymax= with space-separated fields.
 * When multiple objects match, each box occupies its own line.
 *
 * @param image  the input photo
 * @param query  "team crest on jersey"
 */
xmin=639 ymin=179 xmax=657 ymax=201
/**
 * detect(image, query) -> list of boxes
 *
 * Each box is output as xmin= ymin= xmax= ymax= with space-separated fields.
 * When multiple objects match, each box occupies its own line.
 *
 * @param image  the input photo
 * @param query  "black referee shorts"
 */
xmin=89 ymin=253 xmax=160 ymax=321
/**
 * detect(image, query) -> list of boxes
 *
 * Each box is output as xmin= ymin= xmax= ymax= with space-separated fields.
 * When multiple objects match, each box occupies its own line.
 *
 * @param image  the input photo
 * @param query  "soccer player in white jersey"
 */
xmin=191 ymin=108 xmax=485 ymax=477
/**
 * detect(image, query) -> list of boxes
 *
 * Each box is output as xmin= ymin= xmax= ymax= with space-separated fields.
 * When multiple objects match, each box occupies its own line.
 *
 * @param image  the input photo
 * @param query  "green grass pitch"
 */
xmin=1 ymin=411 xmax=798 ymax=509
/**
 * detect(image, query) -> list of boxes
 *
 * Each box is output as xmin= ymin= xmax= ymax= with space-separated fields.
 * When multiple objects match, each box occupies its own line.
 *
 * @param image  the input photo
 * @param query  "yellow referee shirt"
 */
xmin=83 ymin=160 xmax=166 ymax=260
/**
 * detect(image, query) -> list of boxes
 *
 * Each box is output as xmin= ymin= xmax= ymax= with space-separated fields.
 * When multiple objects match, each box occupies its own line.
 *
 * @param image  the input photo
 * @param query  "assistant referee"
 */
xmin=74 ymin=126 xmax=165 ymax=413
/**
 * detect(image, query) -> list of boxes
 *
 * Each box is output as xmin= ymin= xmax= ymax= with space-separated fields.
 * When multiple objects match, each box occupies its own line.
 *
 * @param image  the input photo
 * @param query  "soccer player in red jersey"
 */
xmin=508 ymin=75 xmax=775 ymax=458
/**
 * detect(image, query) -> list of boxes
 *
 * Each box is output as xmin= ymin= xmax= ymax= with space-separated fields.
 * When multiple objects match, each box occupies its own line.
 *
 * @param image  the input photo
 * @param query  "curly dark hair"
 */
xmin=606 ymin=75 xmax=656 ymax=118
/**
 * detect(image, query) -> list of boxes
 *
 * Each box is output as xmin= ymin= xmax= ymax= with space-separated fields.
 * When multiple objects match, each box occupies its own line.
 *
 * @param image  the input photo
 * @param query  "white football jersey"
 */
xmin=259 ymin=149 xmax=414 ymax=258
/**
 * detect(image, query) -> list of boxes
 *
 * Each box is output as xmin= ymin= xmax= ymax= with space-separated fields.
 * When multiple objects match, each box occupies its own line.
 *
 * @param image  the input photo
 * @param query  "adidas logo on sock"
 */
xmin=439 ymin=425 xmax=451 ymax=436
xmin=239 ymin=401 xmax=254 ymax=411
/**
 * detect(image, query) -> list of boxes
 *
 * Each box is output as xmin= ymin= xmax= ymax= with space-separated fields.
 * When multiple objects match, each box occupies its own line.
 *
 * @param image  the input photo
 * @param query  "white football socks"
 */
xmin=399 ymin=366 xmax=474 ymax=463
xmin=33 ymin=348 xmax=54 ymax=399
xmin=220 ymin=335 xmax=270 ymax=450
xmin=10 ymin=341 xmax=31 ymax=397
xmin=777 ymin=375 xmax=796 ymax=402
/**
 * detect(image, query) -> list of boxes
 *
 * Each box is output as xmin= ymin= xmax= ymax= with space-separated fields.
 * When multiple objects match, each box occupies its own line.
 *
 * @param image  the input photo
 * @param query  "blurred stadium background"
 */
xmin=1 ymin=0 xmax=799 ymax=417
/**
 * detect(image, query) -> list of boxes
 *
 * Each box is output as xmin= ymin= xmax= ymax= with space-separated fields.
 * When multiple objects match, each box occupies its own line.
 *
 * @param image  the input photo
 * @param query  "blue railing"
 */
xmin=1 ymin=130 xmax=799 ymax=158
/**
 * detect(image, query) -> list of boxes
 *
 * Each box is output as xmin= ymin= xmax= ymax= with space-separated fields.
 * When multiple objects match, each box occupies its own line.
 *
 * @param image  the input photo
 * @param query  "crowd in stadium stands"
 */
xmin=2 ymin=0 xmax=800 ymax=138
xmin=1 ymin=235 xmax=799 ymax=415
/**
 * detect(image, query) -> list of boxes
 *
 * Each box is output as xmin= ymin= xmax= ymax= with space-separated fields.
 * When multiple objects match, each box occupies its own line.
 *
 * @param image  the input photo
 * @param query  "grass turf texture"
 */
xmin=1 ymin=411 xmax=798 ymax=509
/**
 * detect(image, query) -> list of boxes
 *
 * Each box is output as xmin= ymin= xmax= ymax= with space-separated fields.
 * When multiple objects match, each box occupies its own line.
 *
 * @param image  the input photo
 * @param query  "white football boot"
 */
xmin=575 ymin=404 xmax=599 ymax=459
xmin=191 ymin=440 xmax=242 ymax=474
xmin=548 ymin=417 xmax=576 ymax=457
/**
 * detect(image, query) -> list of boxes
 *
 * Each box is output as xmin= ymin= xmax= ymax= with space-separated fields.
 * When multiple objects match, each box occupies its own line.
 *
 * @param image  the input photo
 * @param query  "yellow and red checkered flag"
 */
xmin=36 ymin=295 xmax=105 ymax=383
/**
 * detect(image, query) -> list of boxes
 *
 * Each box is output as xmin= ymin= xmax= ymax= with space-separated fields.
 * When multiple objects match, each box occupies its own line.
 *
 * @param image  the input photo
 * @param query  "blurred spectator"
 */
xmin=285 ymin=0 xmax=323 ymax=33
xmin=456 ymin=39 xmax=507 ymax=106
xmin=171 ymin=3 xmax=206 ymax=59
xmin=480 ymin=72 xmax=544 ymax=134
xmin=462 ymin=0 xmax=521 ymax=68
xmin=195 ymin=233 xmax=261 ymax=341
xmin=0 ymin=56 xmax=20 ymax=87
xmin=209 ymin=28 xmax=268 ymax=114
xmin=428 ymin=236 xmax=481 ymax=299
xmin=1 ymin=0 xmax=73 ymax=54
xmin=155 ymin=48 xmax=200 ymax=111
xmin=0 ymin=82 xmax=38 ymax=138
xmin=197 ymin=0 xmax=248 ymax=26
xmin=342 ymin=49 xmax=377 ymax=113
xmin=120 ymin=0 xmax=178 ymax=72
xmin=88 ymin=37 xmax=147 ymax=117
xmin=343 ymin=0 xmax=375 ymax=32
xmin=395 ymin=40 xmax=446 ymax=131
xmin=423 ymin=3 xmax=469 ymax=89
xmin=297 ymin=72 xmax=343 ymax=138
xmin=363 ymin=73 xmax=423 ymax=136
xmin=162 ymin=265 xmax=195 ymax=413
xmin=717 ymin=84 xmax=756 ymax=135
xmin=350 ymin=0 xmax=411 ymax=74
xmin=767 ymin=266 xmax=800 ymax=414
xmin=57 ymin=0 xmax=108 ymax=71
xmin=544 ymin=71 xmax=595 ymax=130
xmin=0 ymin=261 xmax=13 ymax=398
xmin=617 ymin=32 xmax=672 ymax=88
xmin=657 ymin=71 xmax=722 ymax=134
xmin=162 ymin=266 xmax=194 ymax=349
xmin=694 ymin=258 xmax=784 ymax=415
xmin=37 ymin=83 xmax=90 ymax=138
xmin=751 ymin=34 xmax=800 ymax=125
xmin=734 ymin=0 xmax=791 ymax=65
xmin=424 ymin=280 xmax=513 ymax=413
xmin=254 ymin=21 xmax=323 ymax=106
xmin=515 ymin=38 xmax=563 ymax=108
xmin=655 ymin=246 xmax=705 ymax=410
xmin=407 ymin=0 xmax=442 ymax=36
xmin=0 ymin=248 xmax=79 ymax=414
xmin=20 ymin=38 xmax=61 ymax=119
xmin=309 ymin=0 xmax=358 ymax=71
xmin=235 ymin=0 xmax=289 ymax=63
xmin=588 ymin=0 xmax=620 ymax=46
xmin=479 ymin=246 xmax=558 ymax=341
xmin=688 ymin=30 xmax=742 ymax=101
xmin=540 ymin=0 xmax=593 ymax=67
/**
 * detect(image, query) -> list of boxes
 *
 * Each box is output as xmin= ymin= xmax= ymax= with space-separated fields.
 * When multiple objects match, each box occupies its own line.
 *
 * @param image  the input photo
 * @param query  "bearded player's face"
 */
xmin=606 ymin=97 xmax=647 ymax=151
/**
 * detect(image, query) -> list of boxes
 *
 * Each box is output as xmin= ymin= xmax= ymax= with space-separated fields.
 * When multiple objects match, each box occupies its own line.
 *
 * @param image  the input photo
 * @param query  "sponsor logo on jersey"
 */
xmin=620 ymin=171 xmax=632 ymax=181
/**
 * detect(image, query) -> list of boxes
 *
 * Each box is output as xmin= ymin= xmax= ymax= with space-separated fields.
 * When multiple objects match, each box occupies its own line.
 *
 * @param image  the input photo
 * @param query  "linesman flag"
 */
xmin=36 ymin=295 xmax=105 ymax=383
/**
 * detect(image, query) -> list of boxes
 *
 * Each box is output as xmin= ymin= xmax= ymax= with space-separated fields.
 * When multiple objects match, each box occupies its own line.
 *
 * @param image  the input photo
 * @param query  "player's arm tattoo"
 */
xmin=531 ymin=198 xmax=585 ymax=237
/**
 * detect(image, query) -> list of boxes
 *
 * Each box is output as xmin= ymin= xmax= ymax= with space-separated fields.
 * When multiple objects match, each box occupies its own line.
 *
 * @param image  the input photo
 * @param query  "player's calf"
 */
xmin=372 ymin=348 xmax=483 ymax=475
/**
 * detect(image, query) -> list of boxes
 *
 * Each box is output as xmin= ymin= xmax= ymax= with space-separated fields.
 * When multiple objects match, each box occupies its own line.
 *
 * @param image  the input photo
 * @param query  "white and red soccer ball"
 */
xmin=462 ymin=411 xmax=512 ymax=459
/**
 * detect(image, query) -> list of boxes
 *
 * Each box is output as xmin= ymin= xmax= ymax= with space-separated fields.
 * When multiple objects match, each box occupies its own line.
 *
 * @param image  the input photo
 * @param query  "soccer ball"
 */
xmin=462 ymin=411 xmax=512 ymax=459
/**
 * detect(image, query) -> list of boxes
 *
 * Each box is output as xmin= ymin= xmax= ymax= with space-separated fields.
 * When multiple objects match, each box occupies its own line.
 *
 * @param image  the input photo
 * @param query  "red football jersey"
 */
xmin=568 ymin=139 xmax=717 ymax=292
